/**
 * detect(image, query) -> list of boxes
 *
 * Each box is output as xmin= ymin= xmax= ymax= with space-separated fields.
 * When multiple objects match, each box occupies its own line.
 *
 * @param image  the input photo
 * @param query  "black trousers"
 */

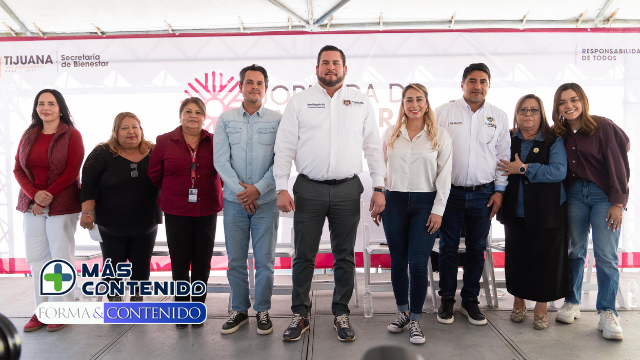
xmin=291 ymin=175 xmax=363 ymax=317
xmin=98 ymin=225 xmax=157 ymax=282
xmin=165 ymin=213 xmax=216 ymax=303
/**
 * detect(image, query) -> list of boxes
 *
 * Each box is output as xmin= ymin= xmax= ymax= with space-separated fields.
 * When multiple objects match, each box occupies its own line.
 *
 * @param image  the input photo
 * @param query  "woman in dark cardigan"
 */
xmin=497 ymin=94 xmax=569 ymax=330
xmin=80 ymin=112 xmax=161 ymax=301
xmin=552 ymin=83 xmax=630 ymax=341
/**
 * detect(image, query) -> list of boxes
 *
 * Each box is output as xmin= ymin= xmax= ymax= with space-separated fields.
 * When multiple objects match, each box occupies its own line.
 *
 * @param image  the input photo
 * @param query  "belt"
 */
xmin=299 ymin=174 xmax=358 ymax=185
xmin=451 ymin=182 xmax=493 ymax=192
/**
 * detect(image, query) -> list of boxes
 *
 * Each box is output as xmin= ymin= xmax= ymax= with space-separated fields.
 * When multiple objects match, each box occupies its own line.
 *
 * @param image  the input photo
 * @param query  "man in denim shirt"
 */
xmin=213 ymin=64 xmax=282 ymax=336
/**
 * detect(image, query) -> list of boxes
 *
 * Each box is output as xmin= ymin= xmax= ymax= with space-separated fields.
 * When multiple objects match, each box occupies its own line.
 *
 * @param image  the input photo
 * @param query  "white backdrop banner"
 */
xmin=0 ymin=30 xmax=638 ymax=271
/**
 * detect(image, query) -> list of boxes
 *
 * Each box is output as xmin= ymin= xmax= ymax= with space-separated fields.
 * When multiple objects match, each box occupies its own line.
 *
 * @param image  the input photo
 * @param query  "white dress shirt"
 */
xmin=274 ymin=83 xmax=386 ymax=190
xmin=382 ymin=124 xmax=453 ymax=215
xmin=434 ymin=98 xmax=510 ymax=190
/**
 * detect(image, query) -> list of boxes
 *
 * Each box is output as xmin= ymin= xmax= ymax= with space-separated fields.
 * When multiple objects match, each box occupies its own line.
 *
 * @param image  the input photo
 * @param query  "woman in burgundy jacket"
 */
xmin=148 ymin=97 xmax=223 ymax=329
xmin=13 ymin=89 xmax=84 ymax=333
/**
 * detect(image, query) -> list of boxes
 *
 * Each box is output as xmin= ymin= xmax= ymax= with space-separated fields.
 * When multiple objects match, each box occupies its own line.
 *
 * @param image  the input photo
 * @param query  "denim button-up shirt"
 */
xmin=214 ymin=104 xmax=282 ymax=204
xmin=515 ymin=129 xmax=567 ymax=217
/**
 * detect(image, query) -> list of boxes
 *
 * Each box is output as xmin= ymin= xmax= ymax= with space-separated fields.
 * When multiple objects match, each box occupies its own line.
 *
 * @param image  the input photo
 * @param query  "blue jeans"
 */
xmin=382 ymin=191 xmax=438 ymax=321
xmin=438 ymin=185 xmax=493 ymax=300
xmin=565 ymin=180 xmax=620 ymax=315
xmin=223 ymin=198 xmax=279 ymax=312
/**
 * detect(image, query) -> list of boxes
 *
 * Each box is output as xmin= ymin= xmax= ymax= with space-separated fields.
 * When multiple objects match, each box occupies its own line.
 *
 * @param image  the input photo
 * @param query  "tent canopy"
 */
xmin=0 ymin=0 xmax=639 ymax=37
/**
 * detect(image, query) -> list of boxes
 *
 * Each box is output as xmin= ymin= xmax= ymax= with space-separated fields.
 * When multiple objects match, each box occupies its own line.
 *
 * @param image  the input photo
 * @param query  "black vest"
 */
xmin=497 ymin=135 xmax=562 ymax=230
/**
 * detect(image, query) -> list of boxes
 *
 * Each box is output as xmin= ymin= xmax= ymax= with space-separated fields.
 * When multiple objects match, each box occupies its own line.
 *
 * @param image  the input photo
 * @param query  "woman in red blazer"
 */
xmin=14 ymin=89 xmax=84 ymax=333
xmin=148 ymin=97 xmax=223 ymax=329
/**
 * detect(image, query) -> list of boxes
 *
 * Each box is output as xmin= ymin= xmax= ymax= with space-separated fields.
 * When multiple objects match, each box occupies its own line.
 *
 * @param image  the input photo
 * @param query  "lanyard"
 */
xmin=187 ymin=143 xmax=198 ymax=188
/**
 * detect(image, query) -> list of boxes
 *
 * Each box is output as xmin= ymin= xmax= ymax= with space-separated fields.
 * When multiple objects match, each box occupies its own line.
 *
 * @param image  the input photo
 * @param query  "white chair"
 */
xmin=427 ymin=225 xmax=496 ymax=308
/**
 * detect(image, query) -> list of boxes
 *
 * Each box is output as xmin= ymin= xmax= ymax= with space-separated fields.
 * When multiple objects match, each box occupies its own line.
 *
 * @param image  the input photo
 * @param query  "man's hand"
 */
xmin=277 ymin=190 xmax=295 ymax=213
xmin=370 ymin=189 xmax=386 ymax=221
xmin=486 ymin=192 xmax=503 ymax=219
xmin=34 ymin=190 xmax=53 ymax=207
xmin=31 ymin=203 xmax=44 ymax=216
xmin=243 ymin=200 xmax=258 ymax=214
xmin=427 ymin=214 xmax=442 ymax=234
xmin=237 ymin=182 xmax=260 ymax=205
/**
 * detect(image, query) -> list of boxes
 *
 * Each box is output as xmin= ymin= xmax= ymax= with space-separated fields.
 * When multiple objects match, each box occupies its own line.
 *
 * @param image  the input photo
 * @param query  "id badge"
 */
xmin=188 ymin=188 xmax=198 ymax=203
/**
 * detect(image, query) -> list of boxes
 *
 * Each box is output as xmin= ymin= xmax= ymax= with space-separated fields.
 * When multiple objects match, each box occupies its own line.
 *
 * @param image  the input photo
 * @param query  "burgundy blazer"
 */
xmin=148 ymin=126 xmax=223 ymax=217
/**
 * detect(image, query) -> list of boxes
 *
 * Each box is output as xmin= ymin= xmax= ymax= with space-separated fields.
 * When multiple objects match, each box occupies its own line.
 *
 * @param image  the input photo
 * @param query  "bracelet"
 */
xmin=613 ymin=204 xmax=625 ymax=211
xmin=81 ymin=210 xmax=95 ymax=217
xmin=34 ymin=201 xmax=46 ymax=208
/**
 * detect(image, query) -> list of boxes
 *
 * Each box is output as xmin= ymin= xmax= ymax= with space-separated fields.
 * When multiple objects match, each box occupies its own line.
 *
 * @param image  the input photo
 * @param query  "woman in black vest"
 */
xmin=497 ymin=94 xmax=569 ymax=330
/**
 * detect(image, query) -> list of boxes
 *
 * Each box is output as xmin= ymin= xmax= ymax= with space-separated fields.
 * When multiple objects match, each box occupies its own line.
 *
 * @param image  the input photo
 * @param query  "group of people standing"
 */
xmin=14 ymin=45 xmax=629 ymax=345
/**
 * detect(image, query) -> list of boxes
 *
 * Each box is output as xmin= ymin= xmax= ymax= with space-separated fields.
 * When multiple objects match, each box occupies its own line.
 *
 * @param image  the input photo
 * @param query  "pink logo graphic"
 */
xmin=184 ymin=72 xmax=243 ymax=132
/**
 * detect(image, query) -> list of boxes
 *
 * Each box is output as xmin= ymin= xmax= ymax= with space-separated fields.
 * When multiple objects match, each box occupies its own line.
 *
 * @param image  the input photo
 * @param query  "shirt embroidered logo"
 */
xmin=307 ymin=103 xmax=325 ymax=109
xmin=342 ymin=99 xmax=352 ymax=107
xmin=487 ymin=116 xmax=495 ymax=123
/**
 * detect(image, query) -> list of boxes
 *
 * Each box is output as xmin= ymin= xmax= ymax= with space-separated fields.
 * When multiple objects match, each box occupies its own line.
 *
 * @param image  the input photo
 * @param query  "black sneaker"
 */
xmin=334 ymin=314 xmax=355 ymax=342
xmin=409 ymin=320 xmax=425 ymax=344
xmin=387 ymin=312 xmax=410 ymax=333
xmin=221 ymin=311 xmax=249 ymax=334
xmin=130 ymin=288 xmax=143 ymax=302
xmin=282 ymin=314 xmax=309 ymax=342
xmin=461 ymin=298 xmax=487 ymax=325
xmin=192 ymin=322 xmax=204 ymax=329
xmin=437 ymin=296 xmax=455 ymax=324
xmin=107 ymin=295 xmax=123 ymax=302
xmin=256 ymin=311 xmax=273 ymax=335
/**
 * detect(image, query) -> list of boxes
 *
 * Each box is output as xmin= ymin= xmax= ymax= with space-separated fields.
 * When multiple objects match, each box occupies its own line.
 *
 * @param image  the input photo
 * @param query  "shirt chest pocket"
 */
xmin=344 ymin=107 xmax=366 ymax=131
xmin=482 ymin=124 xmax=497 ymax=144
xmin=257 ymin=127 xmax=277 ymax=145
xmin=226 ymin=127 xmax=243 ymax=145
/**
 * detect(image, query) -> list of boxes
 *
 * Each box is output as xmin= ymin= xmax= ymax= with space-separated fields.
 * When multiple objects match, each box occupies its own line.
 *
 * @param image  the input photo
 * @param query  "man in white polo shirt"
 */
xmin=434 ymin=63 xmax=510 ymax=326
xmin=274 ymin=45 xmax=386 ymax=342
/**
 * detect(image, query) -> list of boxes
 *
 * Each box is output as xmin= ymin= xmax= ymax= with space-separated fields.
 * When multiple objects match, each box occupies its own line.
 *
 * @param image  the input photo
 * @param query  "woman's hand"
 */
xmin=31 ymin=204 xmax=44 ymax=216
xmin=497 ymin=154 xmax=526 ymax=176
xmin=34 ymin=190 xmax=53 ymax=207
xmin=427 ymin=213 xmax=442 ymax=234
xmin=606 ymin=204 xmax=624 ymax=231
xmin=80 ymin=213 xmax=95 ymax=230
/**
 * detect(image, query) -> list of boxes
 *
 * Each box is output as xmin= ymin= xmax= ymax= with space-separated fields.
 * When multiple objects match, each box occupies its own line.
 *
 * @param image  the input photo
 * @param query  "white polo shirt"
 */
xmin=382 ymin=124 xmax=453 ymax=215
xmin=274 ymin=82 xmax=386 ymax=190
xmin=434 ymin=98 xmax=510 ymax=190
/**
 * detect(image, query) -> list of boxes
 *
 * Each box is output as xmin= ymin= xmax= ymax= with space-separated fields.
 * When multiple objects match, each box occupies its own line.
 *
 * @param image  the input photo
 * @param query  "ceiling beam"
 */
xmin=315 ymin=0 xmax=350 ymax=26
xmin=0 ymin=0 xmax=31 ymax=35
xmin=594 ymin=0 xmax=616 ymax=26
xmin=307 ymin=0 xmax=315 ymax=30
xmin=267 ymin=0 xmax=309 ymax=26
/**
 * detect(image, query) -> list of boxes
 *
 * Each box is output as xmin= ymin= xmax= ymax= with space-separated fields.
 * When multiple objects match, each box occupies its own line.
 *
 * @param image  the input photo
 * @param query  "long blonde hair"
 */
xmin=101 ymin=112 xmax=153 ymax=156
xmin=387 ymin=83 xmax=437 ymax=149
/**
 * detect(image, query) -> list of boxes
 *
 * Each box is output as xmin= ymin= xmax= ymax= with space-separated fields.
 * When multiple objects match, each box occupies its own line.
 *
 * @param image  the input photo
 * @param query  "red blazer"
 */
xmin=14 ymin=122 xmax=84 ymax=216
xmin=148 ymin=126 xmax=223 ymax=217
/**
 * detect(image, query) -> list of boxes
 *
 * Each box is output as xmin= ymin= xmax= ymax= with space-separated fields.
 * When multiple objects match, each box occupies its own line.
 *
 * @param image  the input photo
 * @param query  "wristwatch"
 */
xmin=519 ymin=165 xmax=526 ymax=174
xmin=276 ymin=190 xmax=285 ymax=195
xmin=374 ymin=188 xmax=386 ymax=194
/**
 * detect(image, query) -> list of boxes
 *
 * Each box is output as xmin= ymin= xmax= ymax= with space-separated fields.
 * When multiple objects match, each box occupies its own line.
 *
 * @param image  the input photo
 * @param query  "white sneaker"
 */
xmin=556 ymin=302 xmax=581 ymax=324
xmin=598 ymin=310 xmax=623 ymax=340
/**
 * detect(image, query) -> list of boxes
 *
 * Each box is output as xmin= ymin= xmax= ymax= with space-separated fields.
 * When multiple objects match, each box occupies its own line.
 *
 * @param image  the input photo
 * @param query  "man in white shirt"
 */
xmin=274 ymin=45 xmax=386 ymax=342
xmin=434 ymin=63 xmax=510 ymax=326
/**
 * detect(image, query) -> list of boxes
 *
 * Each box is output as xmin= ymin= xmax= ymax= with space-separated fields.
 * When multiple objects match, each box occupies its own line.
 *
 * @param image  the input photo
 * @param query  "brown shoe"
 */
xmin=533 ymin=315 xmax=548 ymax=330
xmin=510 ymin=308 xmax=526 ymax=323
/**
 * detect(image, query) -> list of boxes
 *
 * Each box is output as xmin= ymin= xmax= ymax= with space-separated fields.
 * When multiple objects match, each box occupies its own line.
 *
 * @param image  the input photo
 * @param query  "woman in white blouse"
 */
xmin=376 ymin=83 xmax=452 ymax=344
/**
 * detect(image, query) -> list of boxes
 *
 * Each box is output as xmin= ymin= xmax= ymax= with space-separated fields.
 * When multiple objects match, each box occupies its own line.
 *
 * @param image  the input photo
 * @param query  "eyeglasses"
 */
xmin=517 ymin=108 xmax=540 ymax=115
xmin=130 ymin=163 xmax=138 ymax=178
